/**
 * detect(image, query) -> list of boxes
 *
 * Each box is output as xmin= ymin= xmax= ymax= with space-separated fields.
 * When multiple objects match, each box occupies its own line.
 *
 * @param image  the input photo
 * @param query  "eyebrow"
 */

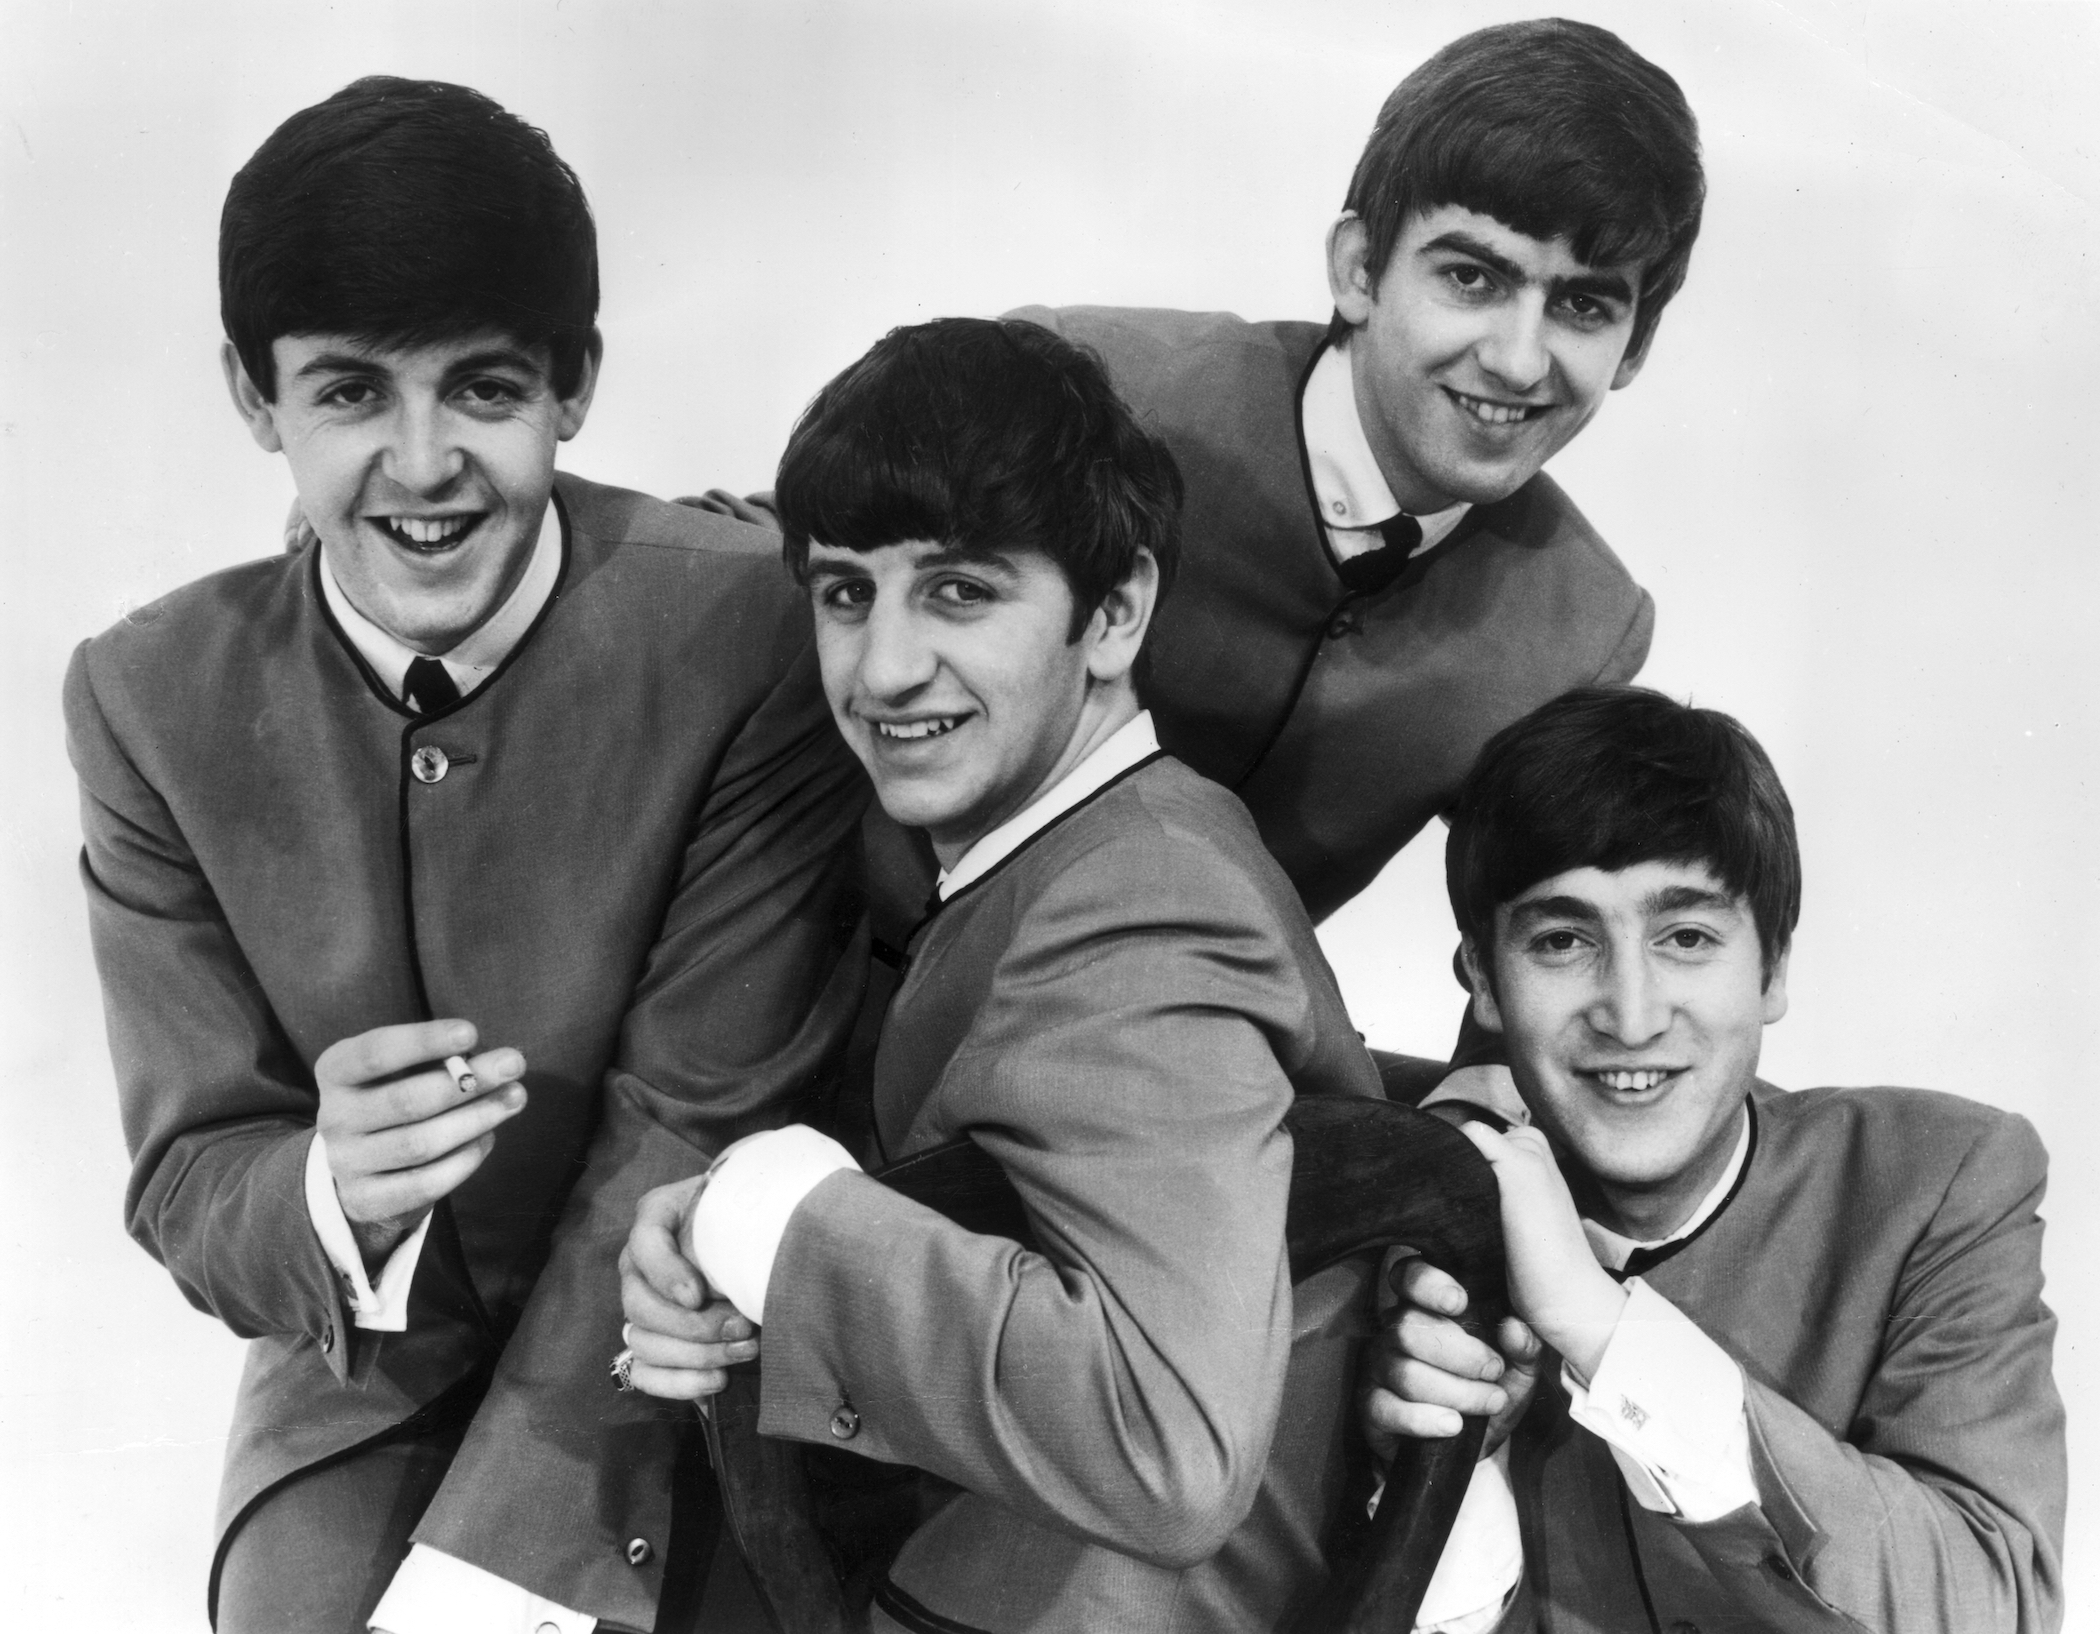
xmin=1645 ymin=884 xmax=1742 ymax=917
xmin=1505 ymin=894 xmax=1604 ymax=933
xmin=290 ymin=346 xmax=547 ymax=383
xmin=1419 ymin=230 xmax=1637 ymax=306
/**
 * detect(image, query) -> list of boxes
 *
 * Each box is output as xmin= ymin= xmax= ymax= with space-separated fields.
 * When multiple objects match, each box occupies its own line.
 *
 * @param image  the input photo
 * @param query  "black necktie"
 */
xmin=403 ymin=656 xmax=461 ymax=714
xmin=1334 ymin=512 xmax=1423 ymax=597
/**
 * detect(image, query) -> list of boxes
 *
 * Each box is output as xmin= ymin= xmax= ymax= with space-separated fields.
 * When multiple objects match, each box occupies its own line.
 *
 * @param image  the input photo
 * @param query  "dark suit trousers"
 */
xmin=216 ymin=1417 xmax=723 ymax=1633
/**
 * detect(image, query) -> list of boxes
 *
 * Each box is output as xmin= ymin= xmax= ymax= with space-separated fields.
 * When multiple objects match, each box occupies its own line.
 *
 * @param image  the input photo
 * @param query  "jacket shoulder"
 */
xmin=1757 ymin=1083 xmax=2047 ymax=1198
xmin=557 ymin=471 xmax=788 ymax=563
xmin=1003 ymin=306 xmax=1324 ymax=398
xmin=71 ymin=552 xmax=306 ymax=716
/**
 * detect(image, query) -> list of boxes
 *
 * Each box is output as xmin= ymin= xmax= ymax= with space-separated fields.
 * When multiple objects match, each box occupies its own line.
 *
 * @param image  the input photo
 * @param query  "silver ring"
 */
xmin=610 ymin=1347 xmax=637 ymax=1392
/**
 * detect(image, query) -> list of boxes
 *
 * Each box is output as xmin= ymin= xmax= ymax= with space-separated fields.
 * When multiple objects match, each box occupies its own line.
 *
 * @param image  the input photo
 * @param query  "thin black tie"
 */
xmin=403 ymin=656 xmax=461 ymax=714
xmin=1333 ymin=512 xmax=1423 ymax=597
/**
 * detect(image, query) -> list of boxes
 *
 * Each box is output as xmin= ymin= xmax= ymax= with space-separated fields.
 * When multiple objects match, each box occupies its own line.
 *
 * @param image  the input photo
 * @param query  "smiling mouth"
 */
xmin=374 ymin=514 xmax=482 ymax=552
xmin=872 ymin=715 xmax=966 ymax=741
xmin=1446 ymin=388 xmax=1547 ymax=427
xmin=1585 ymin=1067 xmax=1681 ymax=1093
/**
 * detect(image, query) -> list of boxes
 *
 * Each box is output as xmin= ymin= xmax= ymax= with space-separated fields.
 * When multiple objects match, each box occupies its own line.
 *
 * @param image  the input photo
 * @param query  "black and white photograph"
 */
xmin=2 ymin=2 xmax=2092 ymax=1629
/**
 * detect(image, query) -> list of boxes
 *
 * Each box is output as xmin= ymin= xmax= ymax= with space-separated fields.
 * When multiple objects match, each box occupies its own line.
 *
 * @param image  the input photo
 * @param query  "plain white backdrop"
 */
xmin=3 ymin=1 xmax=2095 ymax=1626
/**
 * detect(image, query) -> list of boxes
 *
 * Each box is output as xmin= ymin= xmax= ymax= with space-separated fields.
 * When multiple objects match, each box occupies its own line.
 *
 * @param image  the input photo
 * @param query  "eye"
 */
xmin=930 ymin=576 xmax=995 ymax=608
xmin=1659 ymin=925 xmax=1719 ymax=953
xmin=458 ymin=376 xmax=525 ymax=410
xmin=317 ymin=379 xmax=381 ymax=409
xmin=1444 ymin=263 xmax=1496 ymax=296
xmin=1554 ymin=292 xmax=1621 ymax=331
xmin=1527 ymin=928 xmax=1589 ymax=959
xmin=815 ymin=578 xmax=874 ymax=613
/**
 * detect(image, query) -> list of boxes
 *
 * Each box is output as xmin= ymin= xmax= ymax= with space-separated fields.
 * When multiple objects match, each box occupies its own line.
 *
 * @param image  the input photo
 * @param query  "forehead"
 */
xmin=1501 ymin=858 xmax=1745 ymax=921
xmin=1394 ymin=203 xmax=1644 ymax=282
xmin=271 ymin=329 xmax=553 ymax=380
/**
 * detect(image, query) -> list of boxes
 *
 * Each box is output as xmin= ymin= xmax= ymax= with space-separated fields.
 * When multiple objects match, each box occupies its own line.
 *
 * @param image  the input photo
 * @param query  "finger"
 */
xmin=625 ymin=1326 xmax=759 ymax=1371
xmin=1364 ymin=1386 xmax=1465 ymax=1441
xmin=1499 ymin=1315 xmax=1543 ymax=1365
xmin=319 ymin=1019 xmax=480 ymax=1090
xmin=621 ymin=1275 xmax=751 ymax=1343
xmin=630 ymin=1186 xmax=709 ymax=1308
xmin=339 ymin=1132 xmax=498 ymax=1225
xmin=1393 ymin=1258 xmax=1468 ymax=1317
xmin=627 ymin=1360 xmax=729 ymax=1402
xmin=1457 ymin=1119 xmax=1516 ymax=1163
xmin=1392 ymin=1307 xmax=1506 ymax=1381
xmin=341 ymin=1082 xmax=528 ymax=1173
xmin=369 ymin=1050 xmax=527 ymax=1128
xmin=1383 ymin=1355 xmax=1511 ymax=1419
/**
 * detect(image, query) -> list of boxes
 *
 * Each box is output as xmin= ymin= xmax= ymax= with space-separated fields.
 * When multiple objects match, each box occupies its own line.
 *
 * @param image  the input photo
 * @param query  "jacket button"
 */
xmin=410 ymin=746 xmax=449 ymax=784
xmin=625 ymin=1537 xmax=652 ymax=1566
xmin=320 ymin=1321 xmax=335 ymax=1353
xmin=1325 ymin=610 xmax=1361 ymax=639
xmin=536 ymin=1624 xmax=562 ymax=1634
xmin=1764 ymin=1552 xmax=1796 ymax=1581
xmin=829 ymin=1405 xmax=862 ymax=1440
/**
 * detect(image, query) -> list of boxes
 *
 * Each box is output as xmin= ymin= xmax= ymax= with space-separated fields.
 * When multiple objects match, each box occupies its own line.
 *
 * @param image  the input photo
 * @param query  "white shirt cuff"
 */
xmin=1414 ymin=1442 xmax=1524 ymax=1632
xmin=684 ymin=1125 xmax=859 ymax=1325
xmin=303 ymin=1131 xmax=432 ymax=1333
xmin=1563 ymin=1277 xmax=1757 ymax=1522
xmin=370 ymin=1544 xmax=594 ymax=1633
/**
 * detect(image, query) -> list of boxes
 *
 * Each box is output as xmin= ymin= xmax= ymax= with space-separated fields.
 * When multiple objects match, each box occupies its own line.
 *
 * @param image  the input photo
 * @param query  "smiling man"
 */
xmin=619 ymin=317 xmax=1385 ymax=1633
xmin=63 ymin=79 xmax=865 ymax=1634
xmin=1365 ymin=687 xmax=2065 ymax=1632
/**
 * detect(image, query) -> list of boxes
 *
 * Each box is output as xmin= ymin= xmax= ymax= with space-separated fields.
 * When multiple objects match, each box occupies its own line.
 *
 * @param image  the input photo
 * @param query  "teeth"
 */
xmin=1599 ymin=1069 xmax=1670 ymax=1092
xmin=1452 ymin=391 xmax=1536 ymax=426
xmin=875 ymin=717 xmax=960 ymax=740
xmin=386 ymin=516 xmax=472 ymax=545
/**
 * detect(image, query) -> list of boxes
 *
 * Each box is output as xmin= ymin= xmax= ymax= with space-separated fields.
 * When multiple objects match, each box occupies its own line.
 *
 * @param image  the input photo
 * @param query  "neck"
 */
xmin=929 ymin=683 xmax=1140 ymax=869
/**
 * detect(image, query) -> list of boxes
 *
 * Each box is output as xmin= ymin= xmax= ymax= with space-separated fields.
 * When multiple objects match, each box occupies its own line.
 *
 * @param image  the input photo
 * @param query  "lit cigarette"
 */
xmin=443 ymin=1054 xmax=479 ymax=1095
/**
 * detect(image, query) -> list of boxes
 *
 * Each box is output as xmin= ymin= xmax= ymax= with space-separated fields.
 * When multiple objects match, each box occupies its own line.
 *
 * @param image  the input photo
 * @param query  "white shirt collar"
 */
xmin=1302 ymin=337 xmax=1469 ymax=559
xmin=1422 ymin=1069 xmax=1752 ymax=1270
xmin=319 ymin=499 xmax=562 ymax=709
xmin=936 ymin=710 xmax=1161 ymax=901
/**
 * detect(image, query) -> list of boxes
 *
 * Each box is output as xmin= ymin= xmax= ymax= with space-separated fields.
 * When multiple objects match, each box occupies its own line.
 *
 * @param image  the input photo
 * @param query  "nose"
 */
xmin=381 ymin=398 xmax=466 ymax=495
xmin=855 ymin=592 xmax=938 ymax=703
xmin=1474 ymin=296 xmax=1552 ymax=394
xmin=1585 ymin=947 xmax=1671 ymax=1048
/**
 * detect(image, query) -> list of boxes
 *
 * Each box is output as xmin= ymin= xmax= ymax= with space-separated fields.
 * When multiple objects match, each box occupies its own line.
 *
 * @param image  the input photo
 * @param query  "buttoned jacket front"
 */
xmin=1507 ymin=1082 xmax=2064 ymax=1634
xmin=64 ymin=472 xmax=867 ymax=1629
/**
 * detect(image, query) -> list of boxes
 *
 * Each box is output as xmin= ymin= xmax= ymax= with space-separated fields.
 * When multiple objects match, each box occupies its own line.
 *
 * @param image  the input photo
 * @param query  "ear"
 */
xmin=1760 ymin=946 xmax=1791 ymax=1024
xmin=1083 ymin=548 xmax=1161 ymax=685
xmin=555 ymin=329 xmax=604 ymax=441
xmin=222 ymin=341 xmax=284 ymax=453
xmin=1609 ymin=319 xmax=1654 ymax=391
xmin=1458 ymin=938 xmax=1506 ymax=1033
xmin=1325 ymin=213 xmax=1379 ymax=327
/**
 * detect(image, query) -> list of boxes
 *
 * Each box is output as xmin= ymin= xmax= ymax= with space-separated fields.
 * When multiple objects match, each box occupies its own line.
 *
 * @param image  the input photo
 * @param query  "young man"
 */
xmin=619 ymin=317 xmax=1384 ymax=1632
xmin=63 ymin=79 xmax=865 ymax=1633
xmin=697 ymin=19 xmax=1704 ymax=1095
xmin=1366 ymin=688 xmax=2064 ymax=1632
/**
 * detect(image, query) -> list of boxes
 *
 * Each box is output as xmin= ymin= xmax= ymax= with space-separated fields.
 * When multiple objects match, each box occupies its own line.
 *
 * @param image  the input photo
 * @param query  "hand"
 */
xmin=314 ymin=1019 xmax=527 ymax=1263
xmin=1458 ymin=1121 xmax=1628 ymax=1380
xmin=1363 ymin=1259 xmax=1541 ymax=1464
xmin=618 ymin=1174 xmax=759 ymax=1400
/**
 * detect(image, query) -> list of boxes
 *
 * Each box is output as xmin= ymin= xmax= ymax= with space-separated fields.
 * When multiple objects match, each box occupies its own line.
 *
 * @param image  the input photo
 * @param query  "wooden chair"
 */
xmin=700 ymin=1096 xmax=1506 ymax=1633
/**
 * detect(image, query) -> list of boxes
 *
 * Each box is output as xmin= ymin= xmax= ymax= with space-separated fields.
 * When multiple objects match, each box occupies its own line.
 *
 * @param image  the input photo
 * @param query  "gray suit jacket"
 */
xmin=1508 ymin=1082 xmax=2063 ymax=1633
xmin=757 ymin=753 xmax=1384 ymax=1632
xmin=65 ymin=474 xmax=867 ymax=1628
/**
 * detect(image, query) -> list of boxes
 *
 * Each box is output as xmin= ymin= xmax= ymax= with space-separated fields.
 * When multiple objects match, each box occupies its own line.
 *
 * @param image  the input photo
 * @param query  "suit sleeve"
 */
xmin=63 ymin=641 xmax=364 ymax=1382
xmin=1663 ymin=1114 xmax=2064 ymax=1634
xmin=758 ymin=837 xmax=1304 ymax=1571
xmin=409 ymin=629 xmax=870 ymax=1630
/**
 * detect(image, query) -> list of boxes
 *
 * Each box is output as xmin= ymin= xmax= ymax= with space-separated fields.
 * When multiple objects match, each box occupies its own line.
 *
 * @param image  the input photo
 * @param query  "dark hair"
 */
xmin=774 ymin=317 xmax=1183 ymax=641
xmin=1341 ymin=19 xmax=1703 ymax=359
xmin=1448 ymin=687 xmax=1800 ymax=979
xmin=220 ymin=77 xmax=599 ymax=401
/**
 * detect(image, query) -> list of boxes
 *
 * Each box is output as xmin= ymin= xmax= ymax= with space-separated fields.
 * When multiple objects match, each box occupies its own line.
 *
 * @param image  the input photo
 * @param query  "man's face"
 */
xmin=806 ymin=539 xmax=1119 ymax=863
xmin=1328 ymin=204 xmax=1648 ymax=513
xmin=1467 ymin=860 xmax=1788 ymax=1234
xmin=225 ymin=329 xmax=597 ymax=653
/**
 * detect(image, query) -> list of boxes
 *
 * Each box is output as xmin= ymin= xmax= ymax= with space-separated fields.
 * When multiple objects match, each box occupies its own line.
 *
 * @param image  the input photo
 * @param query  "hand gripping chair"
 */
xmin=699 ymin=1095 xmax=1506 ymax=1633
